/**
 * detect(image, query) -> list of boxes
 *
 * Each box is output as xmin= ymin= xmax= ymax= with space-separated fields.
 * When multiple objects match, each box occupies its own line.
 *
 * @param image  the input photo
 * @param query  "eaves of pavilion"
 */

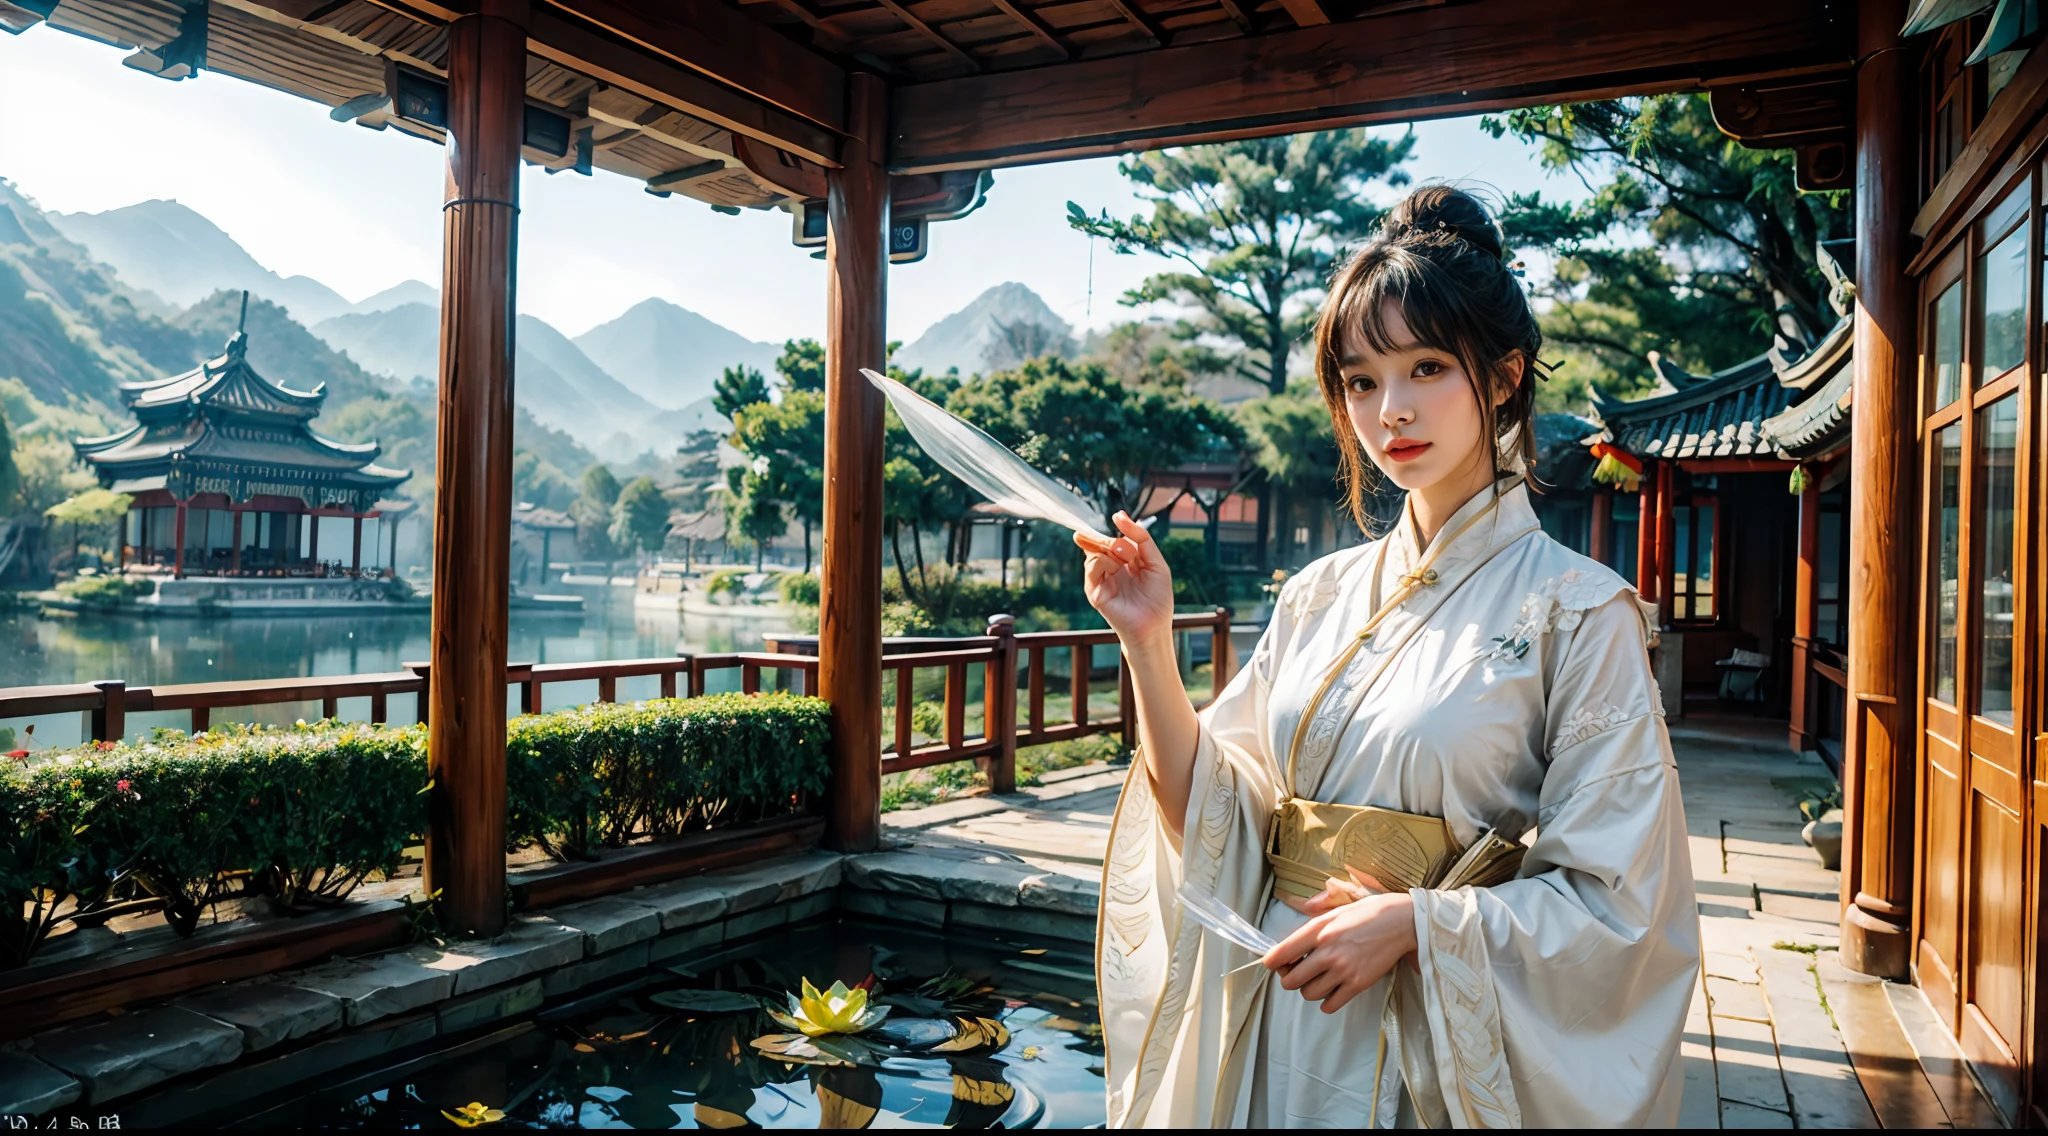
xmin=2 ymin=0 xmax=1874 ymax=945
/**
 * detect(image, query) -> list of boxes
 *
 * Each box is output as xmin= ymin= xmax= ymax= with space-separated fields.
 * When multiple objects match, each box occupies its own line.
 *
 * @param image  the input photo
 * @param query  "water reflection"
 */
xmin=0 ymin=583 xmax=796 ymax=747
xmin=219 ymin=919 xmax=1105 ymax=1129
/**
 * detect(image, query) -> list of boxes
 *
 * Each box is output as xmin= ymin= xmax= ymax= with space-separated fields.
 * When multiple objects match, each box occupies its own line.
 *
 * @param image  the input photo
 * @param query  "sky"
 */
xmin=0 ymin=22 xmax=1584 ymax=345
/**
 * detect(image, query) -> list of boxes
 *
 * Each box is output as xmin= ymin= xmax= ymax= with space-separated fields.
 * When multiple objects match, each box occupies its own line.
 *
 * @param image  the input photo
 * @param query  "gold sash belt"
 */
xmin=1264 ymin=798 xmax=1526 ymax=897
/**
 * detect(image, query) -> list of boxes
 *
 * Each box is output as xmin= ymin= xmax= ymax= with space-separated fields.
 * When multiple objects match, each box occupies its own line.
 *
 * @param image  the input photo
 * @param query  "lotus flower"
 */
xmin=440 ymin=1102 xmax=506 ymax=1128
xmin=768 ymin=978 xmax=891 ymax=1037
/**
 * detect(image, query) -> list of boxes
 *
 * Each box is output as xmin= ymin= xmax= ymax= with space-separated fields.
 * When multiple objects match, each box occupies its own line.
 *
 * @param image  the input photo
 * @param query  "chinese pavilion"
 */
xmin=72 ymin=308 xmax=410 ymax=579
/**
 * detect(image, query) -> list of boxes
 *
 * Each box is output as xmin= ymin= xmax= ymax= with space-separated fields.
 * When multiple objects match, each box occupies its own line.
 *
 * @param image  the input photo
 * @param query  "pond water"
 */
xmin=0 ymin=582 xmax=799 ymax=747
xmin=219 ymin=917 xmax=1105 ymax=1130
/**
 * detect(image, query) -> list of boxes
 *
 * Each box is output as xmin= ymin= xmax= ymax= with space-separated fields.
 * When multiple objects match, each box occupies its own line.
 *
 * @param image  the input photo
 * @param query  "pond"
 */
xmin=0 ymin=581 xmax=799 ymax=748
xmin=217 ymin=917 xmax=1105 ymax=1130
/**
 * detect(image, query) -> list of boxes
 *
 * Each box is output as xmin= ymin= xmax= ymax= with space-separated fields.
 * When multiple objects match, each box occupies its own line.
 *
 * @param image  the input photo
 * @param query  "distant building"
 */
xmin=73 ymin=310 xmax=411 ymax=579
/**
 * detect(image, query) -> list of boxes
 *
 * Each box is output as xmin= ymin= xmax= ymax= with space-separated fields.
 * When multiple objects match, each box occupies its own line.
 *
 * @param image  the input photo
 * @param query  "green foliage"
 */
xmin=1485 ymin=96 xmax=1850 ymax=408
xmin=3 ymin=696 xmax=831 ymax=965
xmin=879 ymin=761 xmax=982 ymax=813
xmin=506 ymin=693 xmax=828 ymax=859
xmin=1068 ymin=130 xmax=1415 ymax=393
xmin=43 ymin=486 xmax=129 ymax=527
xmin=778 ymin=572 xmax=820 ymax=607
xmin=727 ymin=390 xmax=824 ymax=569
xmin=581 ymin=463 xmax=623 ymax=509
xmin=713 ymin=364 xmax=771 ymax=421
xmin=1158 ymin=535 xmax=1225 ymax=606
xmin=703 ymin=567 xmax=759 ymax=600
xmin=776 ymin=338 xmax=826 ymax=393
xmin=0 ymin=404 xmax=16 ymax=512
xmin=513 ymin=450 xmax=577 ymax=511
xmin=1016 ymin=734 xmax=1124 ymax=788
xmin=55 ymin=574 xmax=153 ymax=606
xmin=610 ymin=476 xmax=671 ymax=554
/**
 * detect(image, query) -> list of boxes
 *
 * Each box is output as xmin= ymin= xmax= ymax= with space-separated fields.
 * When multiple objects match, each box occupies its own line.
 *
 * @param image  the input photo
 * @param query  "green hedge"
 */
xmin=1 ymin=693 xmax=829 ymax=967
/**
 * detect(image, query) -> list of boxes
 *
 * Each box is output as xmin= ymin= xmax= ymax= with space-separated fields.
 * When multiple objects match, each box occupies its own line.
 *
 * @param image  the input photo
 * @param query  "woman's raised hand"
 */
xmin=1074 ymin=512 xmax=1175 ymax=645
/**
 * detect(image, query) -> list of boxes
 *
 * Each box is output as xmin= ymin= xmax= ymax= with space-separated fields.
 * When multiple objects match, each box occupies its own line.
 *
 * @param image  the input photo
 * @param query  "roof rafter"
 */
xmin=984 ymin=0 xmax=1073 ymax=60
xmin=872 ymin=0 xmax=981 ymax=72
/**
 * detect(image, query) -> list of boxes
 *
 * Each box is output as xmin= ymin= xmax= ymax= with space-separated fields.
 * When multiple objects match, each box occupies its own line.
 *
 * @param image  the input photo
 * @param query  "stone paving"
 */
xmin=895 ymin=715 xmax=2003 ymax=1129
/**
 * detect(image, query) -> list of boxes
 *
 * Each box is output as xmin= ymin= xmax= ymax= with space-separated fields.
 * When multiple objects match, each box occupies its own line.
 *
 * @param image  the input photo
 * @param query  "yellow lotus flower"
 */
xmin=440 ymin=1102 xmax=506 ymax=1128
xmin=767 ymin=978 xmax=891 ymax=1037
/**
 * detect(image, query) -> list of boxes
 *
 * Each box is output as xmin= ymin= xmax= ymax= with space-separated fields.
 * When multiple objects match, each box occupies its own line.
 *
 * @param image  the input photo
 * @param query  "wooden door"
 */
xmin=1916 ymin=173 xmax=2033 ymax=1121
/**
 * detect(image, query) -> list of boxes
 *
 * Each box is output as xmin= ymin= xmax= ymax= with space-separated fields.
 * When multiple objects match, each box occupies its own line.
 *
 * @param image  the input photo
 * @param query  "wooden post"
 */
xmin=1635 ymin=468 xmax=1657 ymax=602
xmin=1839 ymin=0 xmax=1917 ymax=980
xmin=424 ymin=0 xmax=525 ymax=939
xmin=309 ymin=512 xmax=321 ymax=568
xmin=1789 ymin=468 xmax=1822 ymax=751
xmin=1589 ymin=489 xmax=1612 ymax=567
xmin=230 ymin=510 xmax=242 ymax=575
xmin=819 ymin=73 xmax=890 ymax=853
xmin=90 ymin=680 xmax=124 ymax=744
xmin=981 ymin=614 xmax=1017 ymax=794
xmin=1654 ymin=460 xmax=1676 ymax=626
xmin=351 ymin=515 xmax=363 ymax=575
xmin=1212 ymin=606 xmax=1235 ymax=692
xmin=172 ymin=500 xmax=188 ymax=579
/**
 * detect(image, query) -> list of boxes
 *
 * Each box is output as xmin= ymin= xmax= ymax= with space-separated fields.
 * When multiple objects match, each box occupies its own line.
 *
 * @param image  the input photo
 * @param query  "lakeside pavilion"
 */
xmin=10 ymin=0 xmax=2048 ymax=1115
xmin=72 ymin=309 xmax=411 ymax=579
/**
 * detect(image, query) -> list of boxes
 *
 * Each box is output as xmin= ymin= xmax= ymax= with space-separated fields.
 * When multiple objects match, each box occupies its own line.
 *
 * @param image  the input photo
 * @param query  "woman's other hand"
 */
xmin=1075 ymin=512 xmax=1175 ymax=646
xmin=1263 ymin=891 xmax=1417 ymax=1015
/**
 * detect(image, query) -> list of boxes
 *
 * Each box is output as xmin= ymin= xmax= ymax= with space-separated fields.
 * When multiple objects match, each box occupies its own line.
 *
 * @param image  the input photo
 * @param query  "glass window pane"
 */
xmin=1934 ymin=281 xmax=1963 ymax=408
xmin=1977 ymin=226 xmax=2028 ymax=379
xmin=1694 ymin=504 xmax=1715 ymax=596
xmin=1973 ymin=397 xmax=2019 ymax=723
xmin=1673 ymin=505 xmax=1691 ymax=609
xmin=1933 ymin=422 xmax=1962 ymax=704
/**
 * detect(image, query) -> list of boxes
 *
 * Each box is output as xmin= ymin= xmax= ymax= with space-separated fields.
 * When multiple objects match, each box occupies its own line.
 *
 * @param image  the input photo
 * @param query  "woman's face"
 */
xmin=1339 ymin=301 xmax=1512 ymax=497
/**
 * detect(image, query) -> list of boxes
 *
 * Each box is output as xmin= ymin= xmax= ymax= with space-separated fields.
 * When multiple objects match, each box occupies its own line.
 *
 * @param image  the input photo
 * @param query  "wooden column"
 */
xmin=1790 ymin=469 xmax=1822 ymax=751
xmin=351 ymin=515 xmax=363 ymax=574
xmin=1589 ymin=489 xmax=1612 ymax=566
xmin=1839 ymin=0 xmax=1917 ymax=980
xmin=424 ymin=0 xmax=525 ymax=939
xmin=819 ymin=72 xmax=890 ymax=853
xmin=230 ymin=510 xmax=242 ymax=575
xmin=308 ymin=513 xmax=320 ymax=567
xmin=1655 ymin=460 xmax=1676 ymax=626
xmin=172 ymin=500 xmax=187 ymax=579
xmin=1636 ymin=465 xmax=1658 ymax=603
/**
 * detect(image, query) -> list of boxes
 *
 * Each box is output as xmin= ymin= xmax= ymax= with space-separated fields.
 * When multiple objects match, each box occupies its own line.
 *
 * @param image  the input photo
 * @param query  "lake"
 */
xmin=0 ymin=581 xmax=799 ymax=749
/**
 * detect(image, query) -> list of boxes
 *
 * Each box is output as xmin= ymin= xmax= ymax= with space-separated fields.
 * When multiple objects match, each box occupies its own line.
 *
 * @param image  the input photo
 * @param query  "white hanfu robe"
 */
xmin=1097 ymin=481 xmax=1699 ymax=1128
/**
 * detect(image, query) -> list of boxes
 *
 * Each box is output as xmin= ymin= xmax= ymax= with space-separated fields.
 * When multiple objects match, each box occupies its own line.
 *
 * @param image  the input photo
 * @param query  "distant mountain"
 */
xmin=573 ymin=298 xmax=779 ymax=411
xmin=896 ymin=282 xmax=1072 ymax=377
xmin=49 ymin=199 xmax=354 ymax=325
xmin=313 ymin=301 xmax=686 ymax=455
xmin=350 ymin=279 xmax=438 ymax=315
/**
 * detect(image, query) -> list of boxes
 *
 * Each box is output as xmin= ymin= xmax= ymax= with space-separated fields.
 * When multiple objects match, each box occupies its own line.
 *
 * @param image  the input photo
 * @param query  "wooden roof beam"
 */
xmin=985 ymin=0 xmax=1073 ymax=60
xmin=1211 ymin=0 xmax=1254 ymax=34
xmin=1276 ymin=0 xmax=1328 ymax=27
xmin=873 ymin=0 xmax=982 ymax=72
xmin=890 ymin=0 xmax=1853 ymax=171
xmin=1102 ymin=0 xmax=1164 ymax=45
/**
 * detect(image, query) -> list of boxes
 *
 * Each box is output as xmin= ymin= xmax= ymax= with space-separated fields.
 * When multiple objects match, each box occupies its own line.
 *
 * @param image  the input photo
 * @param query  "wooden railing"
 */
xmin=6 ymin=608 xmax=1237 ymax=795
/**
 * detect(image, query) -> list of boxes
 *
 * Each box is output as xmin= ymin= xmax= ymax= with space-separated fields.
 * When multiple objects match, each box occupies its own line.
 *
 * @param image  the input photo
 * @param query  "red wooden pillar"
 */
xmin=1789 ymin=469 xmax=1822 ymax=751
xmin=1839 ymin=0 xmax=1917 ymax=980
xmin=819 ymin=73 xmax=890 ymax=853
xmin=351 ymin=515 xmax=364 ymax=575
xmin=172 ymin=500 xmax=188 ymax=579
xmin=1636 ymin=464 xmax=1658 ymax=604
xmin=230 ymin=509 xmax=242 ymax=575
xmin=309 ymin=512 xmax=321 ymax=567
xmin=424 ymin=0 xmax=524 ymax=939
xmin=1654 ymin=460 xmax=1676 ymax=627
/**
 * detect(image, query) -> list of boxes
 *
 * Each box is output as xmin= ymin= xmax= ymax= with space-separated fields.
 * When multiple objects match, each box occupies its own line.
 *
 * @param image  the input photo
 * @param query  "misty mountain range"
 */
xmin=7 ymin=187 xmax=1070 ymax=459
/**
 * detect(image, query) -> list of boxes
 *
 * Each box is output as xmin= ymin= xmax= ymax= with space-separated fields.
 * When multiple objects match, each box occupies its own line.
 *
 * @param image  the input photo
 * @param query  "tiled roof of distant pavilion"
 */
xmin=73 ymin=317 xmax=409 ymax=512
xmin=1587 ymin=314 xmax=1854 ymax=464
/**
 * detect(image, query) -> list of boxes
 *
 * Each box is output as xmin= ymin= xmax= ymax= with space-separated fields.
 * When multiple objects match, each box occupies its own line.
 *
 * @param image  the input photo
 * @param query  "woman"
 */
xmin=1077 ymin=186 xmax=1698 ymax=1128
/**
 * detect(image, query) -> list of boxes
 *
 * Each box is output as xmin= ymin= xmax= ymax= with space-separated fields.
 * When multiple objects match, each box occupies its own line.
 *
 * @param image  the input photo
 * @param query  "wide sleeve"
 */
xmin=1098 ymin=597 xmax=1292 ymax=1127
xmin=1401 ymin=592 xmax=1700 ymax=1129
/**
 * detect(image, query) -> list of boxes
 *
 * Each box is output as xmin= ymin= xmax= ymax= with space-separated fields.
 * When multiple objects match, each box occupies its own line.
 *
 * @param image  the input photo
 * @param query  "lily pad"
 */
xmin=649 ymin=989 xmax=765 ymax=1013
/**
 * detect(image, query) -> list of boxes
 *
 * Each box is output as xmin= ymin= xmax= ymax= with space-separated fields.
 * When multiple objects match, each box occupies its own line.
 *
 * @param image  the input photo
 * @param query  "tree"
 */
xmin=713 ymin=364 xmax=770 ymax=420
xmin=44 ymin=488 xmax=131 ymax=571
xmin=775 ymin=339 xmax=826 ymax=393
xmin=572 ymin=463 xmax=623 ymax=565
xmin=728 ymin=390 xmax=825 ymax=571
xmin=1067 ymin=129 xmax=1415 ymax=394
xmin=511 ymin=450 xmax=575 ymax=510
xmin=1485 ymin=95 xmax=1850 ymax=407
xmin=0 ymin=404 xmax=17 ymax=512
xmin=1240 ymin=384 xmax=1344 ymax=566
xmin=609 ymin=476 xmax=671 ymax=556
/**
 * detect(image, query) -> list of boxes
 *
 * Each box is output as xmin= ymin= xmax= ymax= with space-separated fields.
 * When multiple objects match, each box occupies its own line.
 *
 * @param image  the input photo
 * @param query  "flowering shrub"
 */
xmin=0 ymin=694 xmax=830 ymax=965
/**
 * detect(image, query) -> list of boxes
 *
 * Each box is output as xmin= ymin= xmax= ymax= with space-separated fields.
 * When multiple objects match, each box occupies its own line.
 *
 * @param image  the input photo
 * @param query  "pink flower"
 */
xmin=115 ymin=779 xmax=131 ymax=793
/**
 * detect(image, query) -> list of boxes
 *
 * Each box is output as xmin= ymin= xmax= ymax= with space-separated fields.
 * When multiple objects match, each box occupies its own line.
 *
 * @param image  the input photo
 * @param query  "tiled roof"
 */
xmin=1590 ymin=316 xmax=1853 ymax=462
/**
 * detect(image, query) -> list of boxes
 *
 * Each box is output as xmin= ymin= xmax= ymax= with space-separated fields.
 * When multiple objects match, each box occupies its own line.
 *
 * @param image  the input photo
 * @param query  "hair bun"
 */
xmin=1383 ymin=184 xmax=1505 ymax=261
